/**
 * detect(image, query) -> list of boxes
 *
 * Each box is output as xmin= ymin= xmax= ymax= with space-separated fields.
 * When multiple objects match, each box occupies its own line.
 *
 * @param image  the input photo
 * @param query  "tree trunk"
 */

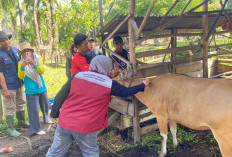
xmin=2 ymin=6 xmax=9 ymax=32
xmin=37 ymin=11 xmax=43 ymax=46
xmin=43 ymin=0 xmax=52 ymax=48
xmin=33 ymin=0 xmax=41 ymax=51
xmin=98 ymin=0 xmax=104 ymax=28
xmin=18 ymin=0 xmax=26 ymax=41
xmin=49 ymin=0 xmax=59 ymax=65
xmin=10 ymin=10 xmax=17 ymax=37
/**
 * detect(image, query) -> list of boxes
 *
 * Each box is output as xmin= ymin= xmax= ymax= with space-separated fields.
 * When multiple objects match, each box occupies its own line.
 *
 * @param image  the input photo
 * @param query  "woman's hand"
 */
xmin=21 ymin=59 xmax=30 ymax=69
xmin=28 ymin=60 xmax=36 ymax=68
xmin=142 ymin=79 xmax=150 ymax=87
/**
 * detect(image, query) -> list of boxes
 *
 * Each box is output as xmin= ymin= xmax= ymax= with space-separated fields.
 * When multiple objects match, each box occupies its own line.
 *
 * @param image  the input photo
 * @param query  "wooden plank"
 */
xmin=171 ymin=29 xmax=177 ymax=73
xmin=140 ymin=124 xmax=159 ymax=136
xmin=136 ymin=45 xmax=201 ymax=58
xmin=133 ymin=97 xmax=140 ymax=143
xmin=218 ymin=60 xmax=232 ymax=64
xmin=176 ymin=61 xmax=202 ymax=73
xmin=152 ymin=32 xmax=202 ymax=39
xmin=209 ymin=43 xmax=232 ymax=49
xmin=102 ymin=14 xmax=131 ymax=46
xmin=136 ymin=64 xmax=169 ymax=78
xmin=109 ymin=98 xmax=134 ymax=116
xmin=218 ymin=56 xmax=232 ymax=59
xmin=217 ymin=64 xmax=232 ymax=73
xmin=136 ymin=0 xmax=157 ymax=39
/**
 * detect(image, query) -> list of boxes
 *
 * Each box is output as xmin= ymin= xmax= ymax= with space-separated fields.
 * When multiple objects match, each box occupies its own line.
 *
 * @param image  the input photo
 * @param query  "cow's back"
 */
xmin=140 ymin=74 xmax=232 ymax=130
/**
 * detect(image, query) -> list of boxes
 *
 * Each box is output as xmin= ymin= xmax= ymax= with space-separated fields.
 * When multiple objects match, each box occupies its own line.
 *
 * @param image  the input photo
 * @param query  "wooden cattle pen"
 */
xmin=98 ymin=0 xmax=232 ymax=143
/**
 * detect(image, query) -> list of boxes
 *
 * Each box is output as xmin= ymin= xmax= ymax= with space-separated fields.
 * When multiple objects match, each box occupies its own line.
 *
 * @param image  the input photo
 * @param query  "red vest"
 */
xmin=59 ymin=71 xmax=112 ymax=133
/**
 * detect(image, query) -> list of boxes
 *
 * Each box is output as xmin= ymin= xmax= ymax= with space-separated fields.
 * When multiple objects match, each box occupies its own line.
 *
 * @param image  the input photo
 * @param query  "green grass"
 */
xmin=43 ymin=63 xmax=67 ymax=99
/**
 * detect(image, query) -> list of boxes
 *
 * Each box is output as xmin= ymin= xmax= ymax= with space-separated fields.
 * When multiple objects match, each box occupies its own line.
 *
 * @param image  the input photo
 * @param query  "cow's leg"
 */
xmin=169 ymin=120 xmax=178 ymax=148
xmin=157 ymin=117 xmax=168 ymax=157
xmin=211 ymin=127 xmax=232 ymax=157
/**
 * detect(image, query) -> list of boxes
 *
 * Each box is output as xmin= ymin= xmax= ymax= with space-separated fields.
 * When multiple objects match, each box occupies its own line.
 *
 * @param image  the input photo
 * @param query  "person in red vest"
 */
xmin=46 ymin=55 xmax=150 ymax=157
xmin=71 ymin=33 xmax=90 ymax=76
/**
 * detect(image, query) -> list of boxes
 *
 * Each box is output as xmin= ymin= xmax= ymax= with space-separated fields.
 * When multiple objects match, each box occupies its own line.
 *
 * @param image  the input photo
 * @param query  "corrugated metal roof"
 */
xmin=98 ymin=11 xmax=232 ymax=37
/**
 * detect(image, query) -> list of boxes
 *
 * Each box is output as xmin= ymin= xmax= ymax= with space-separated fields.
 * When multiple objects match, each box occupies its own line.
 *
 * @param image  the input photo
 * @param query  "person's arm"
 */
xmin=50 ymin=75 xmax=75 ymax=118
xmin=111 ymin=80 xmax=145 ymax=97
xmin=0 ymin=59 xmax=12 ymax=98
xmin=66 ymin=58 xmax=71 ymax=79
xmin=0 ymin=73 xmax=12 ymax=98
xmin=34 ymin=59 xmax=45 ymax=74
xmin=18 ymin=62 xmax=26 ymax=80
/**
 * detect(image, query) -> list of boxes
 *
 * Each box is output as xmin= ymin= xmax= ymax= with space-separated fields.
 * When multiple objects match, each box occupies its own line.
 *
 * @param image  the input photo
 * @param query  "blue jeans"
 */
xmin=46 ymin=125 xmax=99 ymax=157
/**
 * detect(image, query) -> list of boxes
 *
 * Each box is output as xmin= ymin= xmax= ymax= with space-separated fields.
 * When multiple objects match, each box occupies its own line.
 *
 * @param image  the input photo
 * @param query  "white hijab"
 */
xmin=89 ymin=55 xmax=112 ymax=76
xmin=20 ymin=53 xmax=43 ymax=87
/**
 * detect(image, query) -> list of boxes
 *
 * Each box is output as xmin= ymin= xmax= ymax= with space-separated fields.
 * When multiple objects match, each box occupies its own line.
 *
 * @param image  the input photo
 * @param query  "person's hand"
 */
xmin=28 ymin=60 xmax=36 ymax=68
xmin=21 ymin=59 xmax=30 ymax=69
xmin=53 ymin=118 xmax=59 ymax=123
xmin=3 ymin=89 xmax=13 ymax=99
xmin=110 ymin=70 xmax=120 ymax=78
xmin=142 ymin=79 xmax=150 ymax=87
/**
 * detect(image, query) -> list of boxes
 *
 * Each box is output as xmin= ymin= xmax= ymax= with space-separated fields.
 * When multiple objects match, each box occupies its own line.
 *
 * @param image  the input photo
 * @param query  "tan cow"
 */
xmin=120 ymin=73 xmax=232 ymax=157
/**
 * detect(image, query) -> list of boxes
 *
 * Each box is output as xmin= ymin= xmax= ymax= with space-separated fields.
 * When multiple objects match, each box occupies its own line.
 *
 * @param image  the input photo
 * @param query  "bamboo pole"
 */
xmin=202 ymin=1 xmax=209 ymax=78
xmin=152 ymin=32 xmax=203 ymax=38
xmin=135 ymin=0 xmax=210 ymax=45
xmin=136 ymin=44 xmax=201 ymax=58
xmin=136 ymin=0 xmax=157 ymax=40
xmin=206 ymin=0 xmax=228 ymax=40
xmin=171 ymin=29 xmax=177 ymax=73
xmin=101 ymin=14 xmax=131 ymax=47
xmin=181 ymin=0 xmax=192 ymax=14
xmin=102 ymin=47 xmax=131 ymax=65
xmin=129 ymin=0 xmax=140 ymax=143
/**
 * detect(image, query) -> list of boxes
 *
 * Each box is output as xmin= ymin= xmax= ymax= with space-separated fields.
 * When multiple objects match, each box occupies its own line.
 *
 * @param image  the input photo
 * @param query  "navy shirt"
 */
xmin=0 ymin=57 xmax=4 ymax=72
xmin=111 ymin=49 xmax=129 ymax=69
xmin=85 ymin=48 xmax=102 ymax=64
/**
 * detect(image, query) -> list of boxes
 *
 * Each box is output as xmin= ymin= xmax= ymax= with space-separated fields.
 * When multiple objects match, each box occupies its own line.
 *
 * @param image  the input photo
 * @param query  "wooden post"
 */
xmin=202 ymin=1 xmax=209 ymax=78
xmin=0 ymin=94 xmax=3 ymax=121
xmin=136 ymin=0 xmax=157 ymax=40
xmin=129 ymin=0 xmax=140 ymax=143
xmin=171 ymin=29 xmax=177 ymax=73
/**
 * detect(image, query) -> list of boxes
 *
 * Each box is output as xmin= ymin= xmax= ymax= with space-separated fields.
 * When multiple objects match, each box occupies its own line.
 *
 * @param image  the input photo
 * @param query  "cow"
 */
xmin=119 ymin=73 xmax=232 ymax=157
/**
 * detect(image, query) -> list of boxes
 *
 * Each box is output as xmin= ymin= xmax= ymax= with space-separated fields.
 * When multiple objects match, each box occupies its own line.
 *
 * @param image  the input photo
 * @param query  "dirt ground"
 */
xmin=0 ymin=122 xmax=222 ymax=157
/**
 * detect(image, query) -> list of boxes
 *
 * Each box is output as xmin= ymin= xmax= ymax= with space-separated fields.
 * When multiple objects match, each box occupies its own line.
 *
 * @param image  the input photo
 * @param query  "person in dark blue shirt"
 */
xmin=0 ymin=31 xmax=28 ymax=137
xmin=111 ymin=36 xmax=144 ymax=71
xmin=85 ymin=38 xmax=102 ymax=64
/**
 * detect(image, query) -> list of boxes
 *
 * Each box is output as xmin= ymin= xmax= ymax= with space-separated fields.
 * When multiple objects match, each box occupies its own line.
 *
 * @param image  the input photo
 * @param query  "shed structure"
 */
xmin=98 ymin=0 xmax=232 ymax=143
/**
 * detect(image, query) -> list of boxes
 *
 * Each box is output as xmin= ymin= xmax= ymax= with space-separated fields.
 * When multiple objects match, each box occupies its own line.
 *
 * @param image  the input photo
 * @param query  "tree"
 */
xmin=18 ymin=0 xmax=26 ymax=41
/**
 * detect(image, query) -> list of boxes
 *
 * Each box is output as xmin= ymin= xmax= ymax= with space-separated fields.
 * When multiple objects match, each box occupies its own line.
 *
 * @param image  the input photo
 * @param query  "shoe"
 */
xmin=6 ymin=115 xmax=21 ymax=137
xmin=47 ymin=118 xmax=54 ymax=124
xmin=16 ymin=111 xmax=29 ymax=128
xmin=36 ymin=130 xmax=46 ymax=135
